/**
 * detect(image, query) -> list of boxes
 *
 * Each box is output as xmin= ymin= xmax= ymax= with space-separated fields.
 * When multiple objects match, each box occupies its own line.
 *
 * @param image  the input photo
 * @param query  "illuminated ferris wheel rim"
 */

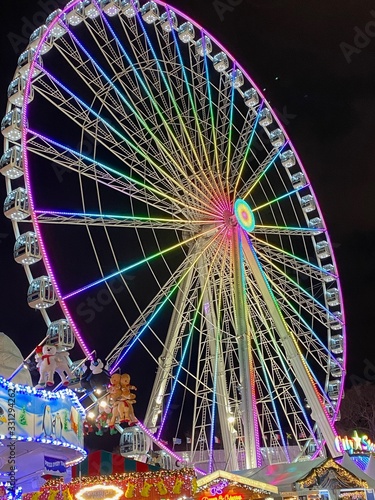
xmin=2 ymin=0 xmax=346 ymax=471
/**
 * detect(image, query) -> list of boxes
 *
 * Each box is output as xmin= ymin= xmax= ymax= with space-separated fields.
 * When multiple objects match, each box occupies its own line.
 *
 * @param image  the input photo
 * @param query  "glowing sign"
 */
xmin=334 ymin=430 xmax=375 ymax=454
xmin=201 ymin=495 xmax=243 ymax=500
xmin=234 ymin=199 xmax=255 ymax=232
xmin=76 ymin=485 xmax=124 ymax=500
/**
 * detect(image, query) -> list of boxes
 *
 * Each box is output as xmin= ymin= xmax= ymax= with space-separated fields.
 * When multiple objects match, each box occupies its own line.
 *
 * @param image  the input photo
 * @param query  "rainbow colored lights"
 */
xmin=234 ymin=199 xmax=255 ymax=232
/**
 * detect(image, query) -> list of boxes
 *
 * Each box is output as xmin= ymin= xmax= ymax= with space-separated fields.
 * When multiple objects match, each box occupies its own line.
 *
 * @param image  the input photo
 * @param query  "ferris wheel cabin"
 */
xmin=14 ymin=231 xmax=42 ymax=265
xmin=7 ymin=77 xmax=34 ymax=108
xmin=47 ymin=319 xmax=75 ymax=351
xmin=119 ymin=427 xmax=151 ymax=458
xmin=330 ymin=333 xmax=344 ymax=354
xmin=1 ymin=108 xmax=23 ymax=142
xmin=160 ymin=10 xmax=177 ymax=32
xmin=0 ymin=146 xmax=23 ymax=179
xmin=17 ymin=48 xmax=43 ymax=78
xmin=280 ymin=149 xmax=296 ymax=168
xmin=45 ymin=10 xmax=67 ymax=39
xmin=3 ymin=187 xmax=29 ymax=220
xmin=27 ymin=276 xmax=57 ymax=309
xmin=28 ymin=25 xmax=52 ymax=54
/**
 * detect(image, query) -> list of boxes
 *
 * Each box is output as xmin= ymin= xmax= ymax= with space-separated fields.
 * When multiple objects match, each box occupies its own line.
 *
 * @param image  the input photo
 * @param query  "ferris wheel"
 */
xmin=1 ymin=0 xmax=345 ymax=473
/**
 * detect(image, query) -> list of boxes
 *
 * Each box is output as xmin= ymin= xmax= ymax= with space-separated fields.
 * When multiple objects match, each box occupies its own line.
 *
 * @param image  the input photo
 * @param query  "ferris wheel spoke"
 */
xmin=253 ymin=225 xmax=325 ymax=236
xmin=252 ymin=185 xmax=307 ymax=212
xmin=252 ymin=236 xmax=338 ymax=284
xmin=26 ymin=131 xmax=216 ymax=219
xmin=238 ymin=142 xmax=288 ymax=201
xmin=33 ymin=209 xmax=207 ymax=231
xmin=109 ymin=231 xmax=226 ymax=377
xmin=256 ymin=249 xmax=336 ymax=326
xmin=63 ymin=223 xmax=220 ymax=300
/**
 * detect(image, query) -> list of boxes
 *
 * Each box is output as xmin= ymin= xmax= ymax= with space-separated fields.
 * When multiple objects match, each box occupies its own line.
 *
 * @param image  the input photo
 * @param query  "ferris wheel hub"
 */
xmin=234 ymin=199 xmax=255 ymax=232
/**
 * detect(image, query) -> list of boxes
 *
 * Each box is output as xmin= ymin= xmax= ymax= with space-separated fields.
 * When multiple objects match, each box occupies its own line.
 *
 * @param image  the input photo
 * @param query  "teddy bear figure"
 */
xmin=120 ymin=373 xmax=138 ymax=425
xmin=38 ymin=345 xmax=57 ymax=387
xmin=107 ymin=374 xmax=127 ymax=431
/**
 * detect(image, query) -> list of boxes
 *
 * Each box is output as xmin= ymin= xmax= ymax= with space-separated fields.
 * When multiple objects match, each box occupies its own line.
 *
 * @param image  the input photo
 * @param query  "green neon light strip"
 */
xmin=111 ymin=228 xmax=227 ymax=373
xmin=251 ymin=234 xmax=336 ymax=281
xmin=63 ymin=224 xmax=218 ymax=300
xmin=242 ymin=143 xmax=288 ymax=200
xmin=233 ymin=102 xmax=264 ymax=199
xmin=253 ymin=185 xmax=307 ymax=212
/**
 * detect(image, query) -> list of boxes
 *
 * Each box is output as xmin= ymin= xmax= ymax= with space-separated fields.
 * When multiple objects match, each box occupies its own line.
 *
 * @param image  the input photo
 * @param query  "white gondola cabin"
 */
xmin=327 ymin=380 xmax=340 ymax=401
xmin=259 ymin=108 xmax=273 ymax=127
xmin=291 ymin=171 xmax=307 ymax=189
xmin=45 ymin=10 xmax=67 ymax=39
xmin=1 ymin=108 xmax=23 ymax=142
xmin=300 ymin=194 xmax=316 ymax=213
xmin=14 ymin=231 xmax=41 ymax=265
xmin=178 ymin=22 xmax=195 ymax=43
xmin=280 ymin=150 xmax=296 ymax=168
xmin=3 ymin=187 xmax=29 ymax=220
xmin=160 ymin=10 xmax=177 ymax=32
xmin=17 ymin=48 xmax=43 ymax=78
xmin=226 ymin=69 xmax=244 ymax=88
xmin=269 ymin=128 xmax=285 ymax=148
xmin=326 ymin=287 xmax=340 ymax=307
xmin=141 ymin=2 xmax=159 ymax=24
xmin=28 ymin=25 xmax=52 ymax=53
xmin=309 ymin=217 xmax=324 ymax=235
xmin=119 ymin=427 xmax=151 ymax=457
xmin=119 ymin=0 xmax=139 ymax=18
xmin=27 ymin=276 xmax=57 ymax=309
xmin=212 ymin=52 xmax=229 ymax=72
xmin=7 ymin=77 xmax=34 ymax=107
xmin=82 ymin=0 xmax=100 ymax=19
xmin=0 ymin=146 xmax=23 ymax=179
xmin=322 ymin=263 xmax=336 ymax=282
xmin=65 ymin=3 xmax=86 ymax=26
xmin=315 ymin=240 xmax=330 ymax=259
xmin=329 ymin=312 xmax=343 ymax=330
xmin=330 ymin=333 xmax=344 ymax=354
xmin=330 ymin=358 xmax=343 ymax=378
xmin=195 ymin=36 xmax=212 ymax=57
xmin=47 ymin=319 xmax=75 ymax=351
xmin=100 ymin=0 xmax=120 ymax=16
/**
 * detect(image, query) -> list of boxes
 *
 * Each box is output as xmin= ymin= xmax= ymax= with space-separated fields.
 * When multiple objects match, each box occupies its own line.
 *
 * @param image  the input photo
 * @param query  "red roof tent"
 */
xmin=72 ymin=450 xmax=159 ymax=478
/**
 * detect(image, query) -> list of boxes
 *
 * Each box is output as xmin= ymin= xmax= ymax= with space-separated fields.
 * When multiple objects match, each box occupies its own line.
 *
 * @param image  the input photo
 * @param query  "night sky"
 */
xmin=0 ymin=0 xmax=375 ymax=401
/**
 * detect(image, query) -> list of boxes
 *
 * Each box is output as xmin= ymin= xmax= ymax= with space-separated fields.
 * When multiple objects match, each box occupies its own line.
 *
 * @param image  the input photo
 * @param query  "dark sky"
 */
xmin=0 ymin=0 xmax=375 ymax=394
